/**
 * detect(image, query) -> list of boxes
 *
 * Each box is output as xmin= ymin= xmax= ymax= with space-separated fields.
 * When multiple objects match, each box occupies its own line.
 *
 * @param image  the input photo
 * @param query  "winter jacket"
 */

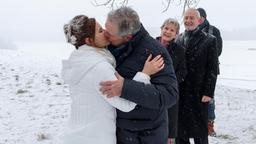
xmin=108 ymin=25 xmax=178 ymax=139
xmin=176 ymin=27 xmax=218 ymax=137
xmin=156 ymin=38 xmax=187 ymax=84
xmin=199 ymin=19 xmax=222 ymax=74
xmin=156 ymin=37 xmax=187 ymax=138
xmin=60 ymin=44 xmax=150 ymax=144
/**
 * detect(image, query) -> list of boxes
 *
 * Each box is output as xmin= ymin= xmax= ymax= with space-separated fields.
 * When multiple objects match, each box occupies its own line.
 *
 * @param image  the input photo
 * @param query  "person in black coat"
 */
xmin=197 ymin=8 xmax=222 ymax=74
xmin=156 ymin=18 xmax=187 ymax=144
xmin=175 ymin=8 xmax=218 ymax=144
xmin=197 ymin=7 xmax=223 ymax=136
xmin=99 ymin=7 xmax=179 ymax=144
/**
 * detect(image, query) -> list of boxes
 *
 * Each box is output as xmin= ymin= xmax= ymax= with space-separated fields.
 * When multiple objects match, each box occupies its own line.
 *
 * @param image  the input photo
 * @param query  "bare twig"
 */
xmin=119 ymin=0 xmax=129 ymax=6
xmin=162 ymin=0 xmax=172 ymax=12
xmin=92 ymin=0 xmax=112 ymax=6
xmin=182 ymin=0 xmax=188 ymax=15
xmin=93 ymin=0 xmax=200 ymax=12
xmin=93 ymin=0 xmax=127 ymax=9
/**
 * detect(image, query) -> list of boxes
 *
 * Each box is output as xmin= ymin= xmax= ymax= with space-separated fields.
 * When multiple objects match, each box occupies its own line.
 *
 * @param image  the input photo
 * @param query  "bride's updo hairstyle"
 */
xmin=64 ymin=15 xmax=96 ymax=49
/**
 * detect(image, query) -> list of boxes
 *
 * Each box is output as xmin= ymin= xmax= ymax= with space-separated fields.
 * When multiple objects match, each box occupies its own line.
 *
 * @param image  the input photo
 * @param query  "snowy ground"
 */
xmin=0 ymin=41 xmax=256 ymax=144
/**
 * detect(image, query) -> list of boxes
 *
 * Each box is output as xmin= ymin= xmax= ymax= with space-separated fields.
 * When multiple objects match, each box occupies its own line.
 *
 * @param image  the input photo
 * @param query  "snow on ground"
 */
xmin=0 ymin=38 xmax=17 ymax=50
xmin=0 ymin=41 xmax=256 ymax=144
xmin=218 ymin=40 xmax=256 ymax=90
xmin=0 ymin=48 xmax=70 ymax=144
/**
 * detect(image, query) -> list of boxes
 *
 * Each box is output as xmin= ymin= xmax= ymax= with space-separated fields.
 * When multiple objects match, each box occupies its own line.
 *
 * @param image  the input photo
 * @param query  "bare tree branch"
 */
xmin=92 ymin=0 xmax=116 ymax=9
xmin=162 ymin=0 xmax=173 ymax=13
xmin=93 ymin=0 xmax=127 ymax=9
xmin=119 ymin=0 xmax=129 ymax=6
xmin=162 ymin=0 xmax=200 ymax=13
xmin=92 ymin=0 xmax=112 ymax=6
xmin=182 ymin=0 xmax=188 ymax=15
xmin=93 ymin=0 xmax=200 ymax=13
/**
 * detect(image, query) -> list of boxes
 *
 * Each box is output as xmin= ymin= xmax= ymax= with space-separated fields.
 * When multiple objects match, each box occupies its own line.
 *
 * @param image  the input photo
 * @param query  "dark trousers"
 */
xmin=176 ymin=137 xmax=208 ymax=144
xmin=116 ymin=123 xmax=168 ymax=144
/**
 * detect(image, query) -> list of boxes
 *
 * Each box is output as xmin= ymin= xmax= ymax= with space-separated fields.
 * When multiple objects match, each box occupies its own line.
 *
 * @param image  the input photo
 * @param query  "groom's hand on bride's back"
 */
xmin=100 ymin=72 xmax=124 ymax=98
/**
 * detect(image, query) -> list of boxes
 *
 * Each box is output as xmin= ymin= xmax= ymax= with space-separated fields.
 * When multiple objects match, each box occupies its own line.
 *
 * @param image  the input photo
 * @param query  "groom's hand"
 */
xmin=99 ymin=72 xmax=124 ymax=98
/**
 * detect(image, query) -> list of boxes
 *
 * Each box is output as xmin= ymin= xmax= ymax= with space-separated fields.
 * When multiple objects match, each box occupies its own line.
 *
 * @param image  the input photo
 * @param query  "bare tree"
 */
xmin=92 ymin=0 xmax=129 ymax=8
xmin=92 ymin=0 xmax=200 ymax=14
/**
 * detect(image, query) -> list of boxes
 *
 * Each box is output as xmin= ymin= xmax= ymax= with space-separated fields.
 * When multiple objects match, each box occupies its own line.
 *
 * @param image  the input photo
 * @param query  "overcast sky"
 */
xmin=0 ymin=0 xmax=255 ymax=42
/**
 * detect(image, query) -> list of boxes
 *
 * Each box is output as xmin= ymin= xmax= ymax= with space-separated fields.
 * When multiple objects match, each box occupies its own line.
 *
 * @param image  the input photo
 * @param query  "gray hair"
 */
xmin=185 ymin=8 xmax=201 ymax=18
xmin=107 ymin=7 xmax=141 ymax=36
xmin=160 ymin=18 xmax=180 ymax=34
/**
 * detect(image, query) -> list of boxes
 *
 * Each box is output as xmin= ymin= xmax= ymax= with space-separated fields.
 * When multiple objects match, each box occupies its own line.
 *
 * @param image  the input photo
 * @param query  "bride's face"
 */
xmin=93 ymin=22 xmax=110 ymax=48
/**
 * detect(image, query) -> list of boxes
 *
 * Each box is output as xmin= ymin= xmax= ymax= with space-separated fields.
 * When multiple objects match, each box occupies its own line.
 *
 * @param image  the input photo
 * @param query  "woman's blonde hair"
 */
xmin=160 ymin=18 xmax=180 ymax=34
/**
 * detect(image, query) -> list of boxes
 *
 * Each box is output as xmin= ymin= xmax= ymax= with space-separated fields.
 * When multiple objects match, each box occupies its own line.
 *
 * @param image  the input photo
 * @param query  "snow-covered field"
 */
xmin=0 ymin=41 xmax=256 ymax=144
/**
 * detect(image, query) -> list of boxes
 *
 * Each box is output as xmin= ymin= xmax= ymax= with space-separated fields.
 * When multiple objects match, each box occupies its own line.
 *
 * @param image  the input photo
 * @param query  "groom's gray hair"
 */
xmin=107 ymin=7 xmax=141 ymax=36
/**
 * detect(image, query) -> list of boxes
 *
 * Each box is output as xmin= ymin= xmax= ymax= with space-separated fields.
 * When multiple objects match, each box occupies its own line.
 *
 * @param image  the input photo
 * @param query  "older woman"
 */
xmin=156 ymin=18 xmax=187 ymax=144
xmin=60 ymin=15 xmax=164 ymax=144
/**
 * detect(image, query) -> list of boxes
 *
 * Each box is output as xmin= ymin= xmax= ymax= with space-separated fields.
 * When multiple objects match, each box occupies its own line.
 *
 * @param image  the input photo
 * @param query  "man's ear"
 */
xmin=199 ymin=17 xmax=204 ymax=24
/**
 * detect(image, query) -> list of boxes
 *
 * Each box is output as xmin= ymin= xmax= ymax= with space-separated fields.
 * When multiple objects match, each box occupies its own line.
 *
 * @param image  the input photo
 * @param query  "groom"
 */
xmin=100 ymin=7 xmax=178 ymax=144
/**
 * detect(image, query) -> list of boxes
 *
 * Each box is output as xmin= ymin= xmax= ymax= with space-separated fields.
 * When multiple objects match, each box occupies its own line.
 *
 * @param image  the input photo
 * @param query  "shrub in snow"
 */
xmin=36 ymin=133 xmax=51 ymax=141
xmin=16 ymin=89 xmax=28 ymax=94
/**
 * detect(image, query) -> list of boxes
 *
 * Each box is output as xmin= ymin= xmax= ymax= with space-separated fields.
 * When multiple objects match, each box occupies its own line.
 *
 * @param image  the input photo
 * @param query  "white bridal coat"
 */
xmin=60 ymin=44 xmax=150 ymax=144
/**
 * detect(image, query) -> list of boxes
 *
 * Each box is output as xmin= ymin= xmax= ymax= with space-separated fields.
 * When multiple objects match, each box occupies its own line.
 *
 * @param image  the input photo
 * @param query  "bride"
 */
xmin=59 ymin=15 xmax=164 ymax=144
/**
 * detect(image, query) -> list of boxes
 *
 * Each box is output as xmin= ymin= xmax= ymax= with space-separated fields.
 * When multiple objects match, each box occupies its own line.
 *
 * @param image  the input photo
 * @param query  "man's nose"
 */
xmin=104 ymin=31 xmax=109 ymax=38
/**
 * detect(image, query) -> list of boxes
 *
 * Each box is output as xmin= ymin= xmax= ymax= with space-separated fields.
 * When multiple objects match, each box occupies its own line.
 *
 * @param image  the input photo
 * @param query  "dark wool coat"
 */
xmin=199 ymin=19 xmax=223 ymax=74
xmin=165 ymin=40 xmax=187 ymax=84
xmin=157 ymin=37 xmax=187 ymax=138
xmin=176 ymin=28 xmax=218 ymax=138
xmin=108 ymin=25 xmax=179 ymax=143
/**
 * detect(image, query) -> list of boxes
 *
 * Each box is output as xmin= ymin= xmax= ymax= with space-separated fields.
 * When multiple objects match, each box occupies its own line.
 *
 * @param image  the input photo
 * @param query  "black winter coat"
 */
xmin=156 ymin=37 xmax=187 ymax=138
xmin=165 ymin=40 xmax=187 ymax=84
xmin=199 ymin=19 xmax=223 ymax=74
xmin=176 ymin=28 xmax=218 ymax=138
xmin=108 ymin=25 xmax=179 ymax=133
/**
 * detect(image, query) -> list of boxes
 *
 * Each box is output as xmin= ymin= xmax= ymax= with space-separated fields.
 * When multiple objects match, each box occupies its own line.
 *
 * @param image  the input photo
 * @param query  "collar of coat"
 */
xmin=108 ymin=24 xmax=150 ymax=66
xmin=62 ymin=44 xmax=116 ymax=85
xmin=198 ymin=19 xmax=210 ymax=31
